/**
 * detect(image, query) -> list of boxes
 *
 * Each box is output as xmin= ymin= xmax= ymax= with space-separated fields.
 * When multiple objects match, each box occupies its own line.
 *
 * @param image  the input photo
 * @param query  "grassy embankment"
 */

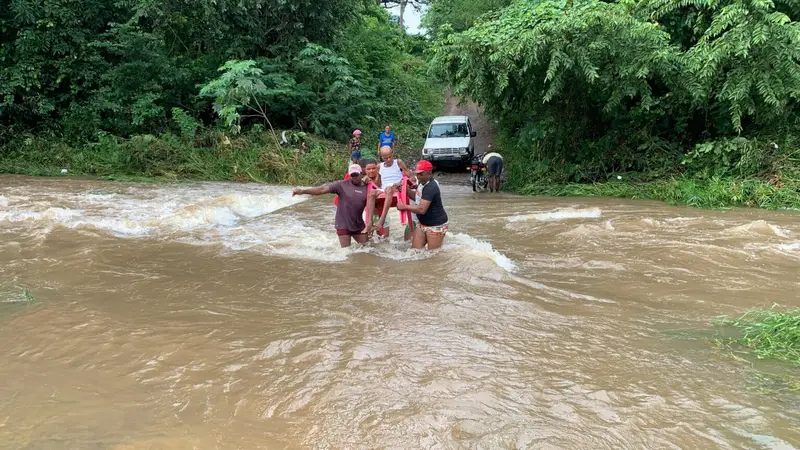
xmin=516 ymin=176 xmax=800 ymax=210
xmin=502 ymin=140 xmax=800 ymax=210
xmin=0 ymin=125 xmax=429 ymax=186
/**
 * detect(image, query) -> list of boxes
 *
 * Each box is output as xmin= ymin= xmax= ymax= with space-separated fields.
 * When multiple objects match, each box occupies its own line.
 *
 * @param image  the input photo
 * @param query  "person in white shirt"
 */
xmin=367 ymin=147 xmax=411 ymax=237
xmin=482 ymin=151 xmax=504 ymax=192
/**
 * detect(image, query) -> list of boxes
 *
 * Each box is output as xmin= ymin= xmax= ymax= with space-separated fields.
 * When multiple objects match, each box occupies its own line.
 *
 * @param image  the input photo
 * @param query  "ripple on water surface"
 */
xmin=1 ymin=177 xmax=799 ymax=448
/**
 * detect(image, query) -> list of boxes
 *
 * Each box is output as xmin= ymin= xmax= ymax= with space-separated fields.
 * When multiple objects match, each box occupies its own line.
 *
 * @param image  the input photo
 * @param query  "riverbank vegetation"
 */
xmin=428 ymin=0 xmax=800 ymax=208
xmin=519 ymin=175 xmax=800 ymax=210
xmin=0 ymin=130 xmax=349 ymax=185
xmin=715 ymin=307 xmax=800 ymax=393
xmin=4 ymin=0 xmax=800 ymax=210
xmin=0 ymin=0 xmax=442 ymax=183
xmin=719 ymin=307 xmax=800 ymax=367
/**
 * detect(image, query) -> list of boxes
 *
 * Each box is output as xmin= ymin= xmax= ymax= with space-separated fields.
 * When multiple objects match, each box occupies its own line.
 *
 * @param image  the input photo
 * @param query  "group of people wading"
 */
xmin=293 ymin=125 xmax=449 ymax=250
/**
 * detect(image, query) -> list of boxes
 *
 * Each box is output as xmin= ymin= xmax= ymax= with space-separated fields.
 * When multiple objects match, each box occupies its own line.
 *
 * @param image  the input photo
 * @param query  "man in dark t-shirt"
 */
xmin=293 ymin=164 xmax=369 ymax=248
xmin=397 ymin=160 xmax=449 ymax=250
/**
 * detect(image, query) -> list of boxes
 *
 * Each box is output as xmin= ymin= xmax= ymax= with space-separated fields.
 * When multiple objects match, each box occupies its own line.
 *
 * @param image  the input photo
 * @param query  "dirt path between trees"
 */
xmin=435 ymin=95 xmax=501 ymax=185
xmin=442 ymin=95 xmax=497 ymax=155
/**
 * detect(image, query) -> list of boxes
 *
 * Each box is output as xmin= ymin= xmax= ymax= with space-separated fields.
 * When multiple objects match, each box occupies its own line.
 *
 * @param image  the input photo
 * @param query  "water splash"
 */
xmin=727 ymin=220 xmax=790 ymax=238
xmin=776 ymin=242 xmax=800 ymax=253
xmin=0 ymin=183 xmax=516 ymax=269
xmin=445 ymin=233 xmax=517 ymax=272
xmin=0 ymin=184 xmax=309 ymax=237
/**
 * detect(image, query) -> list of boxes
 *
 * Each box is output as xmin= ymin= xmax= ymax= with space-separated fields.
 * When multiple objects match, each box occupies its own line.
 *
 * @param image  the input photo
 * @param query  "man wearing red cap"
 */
xmin=292 ymin=164 xmax=370 ymax=248
xmin=397 ymin=160 xmax=449 ymax=250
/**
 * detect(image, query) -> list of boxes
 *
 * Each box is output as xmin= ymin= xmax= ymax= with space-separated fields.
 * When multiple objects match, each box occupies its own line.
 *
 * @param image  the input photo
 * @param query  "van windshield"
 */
xmin=428 ymin=123 xmax=468 ymax=138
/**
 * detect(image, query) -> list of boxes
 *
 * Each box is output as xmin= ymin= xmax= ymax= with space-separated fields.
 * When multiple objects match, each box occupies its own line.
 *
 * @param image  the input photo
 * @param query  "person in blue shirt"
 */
xmin=377 ymin=124 xmax=397 ymax=153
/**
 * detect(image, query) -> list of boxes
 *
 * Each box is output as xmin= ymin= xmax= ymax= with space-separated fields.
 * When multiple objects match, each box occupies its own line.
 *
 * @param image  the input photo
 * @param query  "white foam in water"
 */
xmin=338 ymin=232 xmax=515 ymax=271
xmin=0 ymin=183 xmax=518 ymax=268
xmin=508 ymin=207 xmax=602 ymax=223
xmin=0 ymin=195 xmax=8 ymax=208
xmin=728 ymin=220 xmax=790 ymax=238
xmin=445 ymin=233 xmax=517 ymax=272
xmin=0 ymin=207 xmax=82 ymax=225
xmin=777 ymin=242 xmax=800 ymax=253
xmin=212 ymin=215 xmax=351 ymax=262
xmin=0 ymin=184 xmax=309 ymax=237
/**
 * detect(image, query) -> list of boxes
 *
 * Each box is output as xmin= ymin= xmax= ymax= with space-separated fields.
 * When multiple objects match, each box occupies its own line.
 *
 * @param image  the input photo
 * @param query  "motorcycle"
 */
xmin=469 ymin=153 xmax=488 ymax=192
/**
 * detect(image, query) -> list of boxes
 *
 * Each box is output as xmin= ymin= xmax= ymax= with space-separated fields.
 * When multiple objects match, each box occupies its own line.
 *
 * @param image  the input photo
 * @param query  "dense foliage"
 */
xmin=0 ymin=0 xmax=441 ymax=173
xmin=422 ymin=0 xmax=512 ymax=37
xmin=429 ymin=0 xmax=800 ymax=188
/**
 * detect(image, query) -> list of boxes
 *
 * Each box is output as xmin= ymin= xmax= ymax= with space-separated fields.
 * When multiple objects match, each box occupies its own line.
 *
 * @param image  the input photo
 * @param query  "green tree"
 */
xmin=422 ymin=0 xmax=512 ymax=38
xmin=0 ymin=0 xmax=367 ymax=140
xmin=430 ymin=0 xmax=800 ymax=182
xmin=198 ymin=59 xmax=292 ymax=147
xmin=646 ymin=0 xmax=800 ymax=133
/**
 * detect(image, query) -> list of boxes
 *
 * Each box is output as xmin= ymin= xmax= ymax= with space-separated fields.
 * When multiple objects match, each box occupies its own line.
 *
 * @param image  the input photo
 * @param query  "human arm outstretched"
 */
xmin=292 ymin=185 xmax=331 ymax=196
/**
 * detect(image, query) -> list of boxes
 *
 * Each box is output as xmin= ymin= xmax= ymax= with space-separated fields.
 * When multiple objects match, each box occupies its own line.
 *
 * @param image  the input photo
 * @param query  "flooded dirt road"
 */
xmin=1 ymin=175 xmax=799 ymax=449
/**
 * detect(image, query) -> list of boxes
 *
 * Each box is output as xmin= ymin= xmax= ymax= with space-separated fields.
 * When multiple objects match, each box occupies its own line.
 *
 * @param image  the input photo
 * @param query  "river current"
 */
xmin=1 ymin=175 xmax=798 ymax=449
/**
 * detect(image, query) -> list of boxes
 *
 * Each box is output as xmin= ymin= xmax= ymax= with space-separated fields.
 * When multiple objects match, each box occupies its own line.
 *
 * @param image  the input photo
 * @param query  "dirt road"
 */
xmin=435 ymin=95 xmax=499 ymax=185
xmin=389 ymin=95 xmax=498 ymax=185
xmin=441 ymin=95 xmax=497 ymax=155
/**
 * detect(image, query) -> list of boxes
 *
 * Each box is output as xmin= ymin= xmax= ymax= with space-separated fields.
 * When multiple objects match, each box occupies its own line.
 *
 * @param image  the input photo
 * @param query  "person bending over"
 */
xmin=482 ymin=151 xmax=503 ymax=192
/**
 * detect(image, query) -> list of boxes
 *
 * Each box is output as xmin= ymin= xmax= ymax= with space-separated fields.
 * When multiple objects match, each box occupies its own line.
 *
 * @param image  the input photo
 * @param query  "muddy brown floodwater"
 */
xmin=1 ymin=174 xmax=799 ymax=449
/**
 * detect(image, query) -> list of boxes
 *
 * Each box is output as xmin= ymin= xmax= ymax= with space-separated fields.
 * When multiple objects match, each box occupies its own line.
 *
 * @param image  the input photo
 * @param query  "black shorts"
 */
xmin=486 ymin=156 xmax=503 ymax=176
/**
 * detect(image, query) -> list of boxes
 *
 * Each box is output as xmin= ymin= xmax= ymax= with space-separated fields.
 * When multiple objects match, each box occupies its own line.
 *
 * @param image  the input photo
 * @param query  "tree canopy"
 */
xmin=428 ymin=0 xmax=800 ymax=182
xmin=0 ymin=0 xmax=441 ymax=143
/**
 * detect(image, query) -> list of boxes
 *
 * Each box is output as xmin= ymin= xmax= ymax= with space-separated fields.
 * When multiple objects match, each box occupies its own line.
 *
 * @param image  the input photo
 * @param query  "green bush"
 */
xmin=0 ymin=131 xmax=348 ymax=185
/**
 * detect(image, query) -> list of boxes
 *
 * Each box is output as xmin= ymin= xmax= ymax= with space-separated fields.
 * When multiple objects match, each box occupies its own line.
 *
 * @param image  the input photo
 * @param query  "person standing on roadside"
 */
xmin=377 ymin=124 xmax=397 ymax=153
xmin=397 ymin=160 xmax=449 ymax=250
xmin=482 ymin=150 xmax=504 ymax=192
xmin=293 ymin=164 xmax=369 ymax=248
xmin=348 ymin=129 xmax=362 ymax=164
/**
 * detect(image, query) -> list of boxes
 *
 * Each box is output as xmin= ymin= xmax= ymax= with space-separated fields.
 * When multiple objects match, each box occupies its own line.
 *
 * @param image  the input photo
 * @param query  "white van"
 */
xmin=420 ymin=115 xmax=476 ymax=169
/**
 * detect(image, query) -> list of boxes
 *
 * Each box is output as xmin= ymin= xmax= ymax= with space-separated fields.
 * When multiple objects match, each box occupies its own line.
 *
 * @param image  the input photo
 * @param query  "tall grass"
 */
xmin=0 ymin=130 xmax=349 ymax=186
xmin=517 ymin=177 xmax=800 ymax=210
xmin=712 ymin=307 xmax=800 ymax=394
xmin=718 ymin=307 xmax=800 ymax=365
